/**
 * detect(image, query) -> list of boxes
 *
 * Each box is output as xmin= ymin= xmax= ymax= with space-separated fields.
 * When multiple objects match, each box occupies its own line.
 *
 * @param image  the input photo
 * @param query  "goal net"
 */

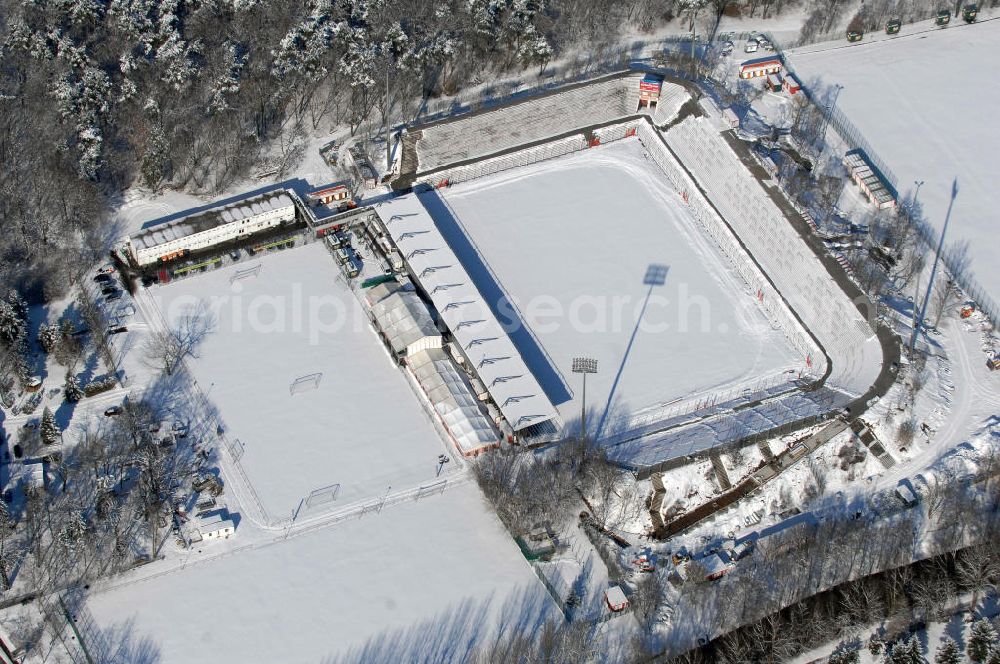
xmin=289 ymin=372 xmax=323 ymax=395
xmin=230 ymin=263 xmax=262 ymax=284
xmin=304 ymin=484 xmax=341 ymax=509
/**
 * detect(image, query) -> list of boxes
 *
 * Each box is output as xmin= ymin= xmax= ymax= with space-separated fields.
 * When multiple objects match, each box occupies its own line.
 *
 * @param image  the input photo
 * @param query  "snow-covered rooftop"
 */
xmin=375 ymin=194 xmax=558 ymax=433
xmin=131 ymin=191 xmax=295 ymax=249
xmin=367 ymin=281 xmax=440 ymax=355
xmin=408 ymin=348 xmax=498 ymax=455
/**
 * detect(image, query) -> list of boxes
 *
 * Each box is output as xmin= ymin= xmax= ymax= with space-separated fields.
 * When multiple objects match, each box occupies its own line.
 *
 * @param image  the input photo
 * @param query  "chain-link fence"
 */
xmin=777 ymin=45 xmax=999 ymax=327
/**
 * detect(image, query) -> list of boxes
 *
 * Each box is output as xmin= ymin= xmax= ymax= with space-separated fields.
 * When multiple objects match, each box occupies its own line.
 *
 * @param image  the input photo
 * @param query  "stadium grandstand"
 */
xmin=372 ymin=193 xmax=561 ymax=442
xmin=400 ymin=71 xmax=691 ymax=181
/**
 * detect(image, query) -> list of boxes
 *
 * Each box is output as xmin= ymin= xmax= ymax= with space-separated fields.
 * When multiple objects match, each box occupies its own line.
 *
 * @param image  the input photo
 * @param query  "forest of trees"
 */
xmin=0 ymin=0 xmax=702 ymax=301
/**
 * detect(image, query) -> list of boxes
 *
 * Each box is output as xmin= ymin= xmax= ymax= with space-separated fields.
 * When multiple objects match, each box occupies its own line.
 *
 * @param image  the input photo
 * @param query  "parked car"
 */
xmin=107 ymin=325 xmax=128 ymax=335
xmin=744 ymin=39 xmax=759 ymax=53
xmin=101 ymin=285 xmax=118 ymax=296
xmin=105 ymin=292 xmax=122 ymax=302
xmin=230 ymin=251 xmax=241 ymax=261
xmin=172 ymin=422 xmax=189 ymax=438
xmin=141 ymin=275 xmax=158 ymax=288
xmin=94 ymin=273 xmax=113 ymax=283
xmin=104 ymin=406 xmax=122 ymax=416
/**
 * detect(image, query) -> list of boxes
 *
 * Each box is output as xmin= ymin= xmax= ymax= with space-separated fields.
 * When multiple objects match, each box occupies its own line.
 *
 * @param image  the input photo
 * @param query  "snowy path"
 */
xmin=859 ymin=317 xmax=999 ymax=496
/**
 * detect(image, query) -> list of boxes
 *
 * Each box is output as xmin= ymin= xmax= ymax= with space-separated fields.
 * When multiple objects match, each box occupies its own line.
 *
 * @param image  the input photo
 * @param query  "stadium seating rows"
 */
xmin=663 ymin=117 xmax=877 ymax=396
xmin=415 ymin=75 xmax=689 ymax=173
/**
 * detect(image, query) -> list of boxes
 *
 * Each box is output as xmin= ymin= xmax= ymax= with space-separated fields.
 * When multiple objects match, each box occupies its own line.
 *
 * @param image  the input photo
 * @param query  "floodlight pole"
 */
xmin=572 ymin=357 xmax=598 ymax=440
xmin=910 ymin=179 xmax=959 ymax=356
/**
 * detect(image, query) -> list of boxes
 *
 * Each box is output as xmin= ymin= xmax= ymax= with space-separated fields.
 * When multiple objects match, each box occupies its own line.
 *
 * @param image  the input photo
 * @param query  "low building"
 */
xmin=307 ymin=184 xmax=353 ymax=209
xmin=605 ymin=586 xmax=629 ymax=612
xmin=739 ymin=56 xmax=783 ymax=79
xmin=783 ymin=72 xmax=802 ymax=95
xmin=843 ymin=149 xmax=897 ymax=209
xmin=366 ymin=281 xmax=442 ymax=360
xmin=407 ymin=347 xmax=499 ymax=457
xmin=766 ymin=72 xmax=783 ymax=92
xmin=198 ymin=515 xmax=235 ymax=541
xmin=347 ymin=145 xmax=379 ymax=189
xmin=638 ymin=74 xmax=663 ymax=108
xmin=700 ymin=552 xmax=735 ymax=581
xmin=895 ymin=482 xmax=918 ymax=506
xmin=127 ymin=191 xmax=297 ymax=267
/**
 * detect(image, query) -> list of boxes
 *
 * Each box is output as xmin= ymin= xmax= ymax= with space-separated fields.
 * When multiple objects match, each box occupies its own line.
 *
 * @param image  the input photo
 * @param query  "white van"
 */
xmin=744 ymin=39 xmax=759 ymax=53
xmin=335 ymin=248 xmax=350 ymax=265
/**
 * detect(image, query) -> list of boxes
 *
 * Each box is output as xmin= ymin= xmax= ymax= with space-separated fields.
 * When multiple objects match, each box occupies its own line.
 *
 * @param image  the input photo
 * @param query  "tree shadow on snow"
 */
xmin=61 ymin=588 xmax=162 ymax=664
xmin=323 ymin=582 xmax=557 ymax=664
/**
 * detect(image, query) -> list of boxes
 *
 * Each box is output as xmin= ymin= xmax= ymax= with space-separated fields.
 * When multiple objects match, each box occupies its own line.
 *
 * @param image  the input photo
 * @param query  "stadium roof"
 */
xmin=408 ymin=348 xmax=498 ymax=455
xmin=366 ymin=281 xmax=440 ymax=355
xmin=375 ymin=193 xmax=559 ymax=433
xmin=131 ymin=191 xmax=294 ymax=250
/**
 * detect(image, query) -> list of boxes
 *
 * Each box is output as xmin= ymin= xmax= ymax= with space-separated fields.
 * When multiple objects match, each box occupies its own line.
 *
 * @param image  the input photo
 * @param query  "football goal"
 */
xmin=289 ymin=372 xmax=323 ymax=395
xmin=229 ymin=263 xmax=262 ymax=285
xmin=304 ymin=484 xmax=341 ymax=509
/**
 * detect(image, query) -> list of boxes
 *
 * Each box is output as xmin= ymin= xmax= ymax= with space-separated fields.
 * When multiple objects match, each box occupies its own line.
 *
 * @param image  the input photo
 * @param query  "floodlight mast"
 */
xmin=572 ymin=357 xmax=598 ymax=440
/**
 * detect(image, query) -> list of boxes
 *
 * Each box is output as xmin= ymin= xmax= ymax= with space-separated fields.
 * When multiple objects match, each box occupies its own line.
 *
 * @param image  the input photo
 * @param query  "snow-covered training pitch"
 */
xmin=151 ymin=243 xmax=453 ymax=518
xmin=440 ymin=139 xmax=805 ymax=429
xmin=788 ymin=18 xmax=1000 ymax=305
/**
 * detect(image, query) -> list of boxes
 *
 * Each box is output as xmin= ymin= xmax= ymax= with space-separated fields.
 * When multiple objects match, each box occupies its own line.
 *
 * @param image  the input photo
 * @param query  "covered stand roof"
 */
xmin=366 ymin=281 xmax=440 ymax=355
xmin=375 ymin=193 xmax=559 ymax=433
xmin=408 ymin=348 xmax=498 ymax=455
xmin=131 ymin=191 xmax=294 ymax=250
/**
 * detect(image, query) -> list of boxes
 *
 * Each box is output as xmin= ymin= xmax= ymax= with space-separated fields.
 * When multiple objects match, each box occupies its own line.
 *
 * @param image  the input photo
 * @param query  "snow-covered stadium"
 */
xmin=384 ymin=68 xmax=897 ymax=473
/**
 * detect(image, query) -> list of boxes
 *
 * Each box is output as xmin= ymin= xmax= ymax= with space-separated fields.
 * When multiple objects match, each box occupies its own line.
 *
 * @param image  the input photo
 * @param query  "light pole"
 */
xmin=572 ymin=357 xmax=598 ymax=440
xmin=912 ymin=180 xmax=925 ymax=212
xmin=822 ymin=84 xmax=844 ymax=138
xmin=910 ymin=178 xmax=959 ymax=355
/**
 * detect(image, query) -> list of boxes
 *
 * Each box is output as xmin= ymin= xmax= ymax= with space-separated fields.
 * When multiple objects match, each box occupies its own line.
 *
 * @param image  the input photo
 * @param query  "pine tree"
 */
xmin=870 ymin=634 xmax=885 ymax=657
xmin=970 ymin=619 xmax=999 ymax=662
xmin=0 ymin=300 xmax=25 ymax=346
xmin=830 ymin=648 xmax=860 ymax=664
xmin=935 ymin=637 xmax=962 ymax=664
xmin=40 ymin=407 xmax=60 ymax=446
xmin=37 ymin=323 xmax=60 ymax=354
xmin=986 ymin=646 xmax=1000 ymax=664
xmin=64 ymin=372 xmax=83 ymax=402
xmin=905 ymin=635 xmax=926 ymax=664
xmin=6 ymin=290 xmax=27 ymax=324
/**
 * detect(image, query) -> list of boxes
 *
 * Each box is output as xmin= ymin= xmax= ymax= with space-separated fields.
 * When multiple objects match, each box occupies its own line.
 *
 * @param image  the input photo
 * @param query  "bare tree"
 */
xmin=143 ymin=301 xmax=216 ymax=376
xmin=956 ymin=543 xmax=1000 ymax=615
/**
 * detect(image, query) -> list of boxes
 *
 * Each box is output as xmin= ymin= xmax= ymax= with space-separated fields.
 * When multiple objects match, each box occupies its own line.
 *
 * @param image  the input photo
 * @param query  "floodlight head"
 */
xmin=644 ymin=264 xmax=670 ymax=286
xmin=572 ymin=357 xmax=598 ymax=374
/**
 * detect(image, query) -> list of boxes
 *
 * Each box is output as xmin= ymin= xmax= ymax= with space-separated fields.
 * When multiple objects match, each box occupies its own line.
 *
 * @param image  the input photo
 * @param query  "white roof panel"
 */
xmin=377 ymin=194 xmax=558 ymax=432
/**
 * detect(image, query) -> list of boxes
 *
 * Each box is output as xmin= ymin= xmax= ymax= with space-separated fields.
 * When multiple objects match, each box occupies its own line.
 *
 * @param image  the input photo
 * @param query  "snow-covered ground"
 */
xmin=787 ymin=18 xmax=1000 ymax=305
xmin=85 ymin=482 xmax=556 ymax=664
xmin=443 ymin=139 xmax=801 ymax=428
xmin=150 ymin=243 xmax=454 ymax=518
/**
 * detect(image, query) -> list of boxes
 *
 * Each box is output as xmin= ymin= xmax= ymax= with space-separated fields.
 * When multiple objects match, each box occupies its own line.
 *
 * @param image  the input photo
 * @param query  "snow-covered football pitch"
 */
xmin=150 ymin=243 xmax=454 ymax=518
xmin=789 ymin=17 xmax=1000 ymax=305
xmin=440 ymin=138 xmax=803 ymax=429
